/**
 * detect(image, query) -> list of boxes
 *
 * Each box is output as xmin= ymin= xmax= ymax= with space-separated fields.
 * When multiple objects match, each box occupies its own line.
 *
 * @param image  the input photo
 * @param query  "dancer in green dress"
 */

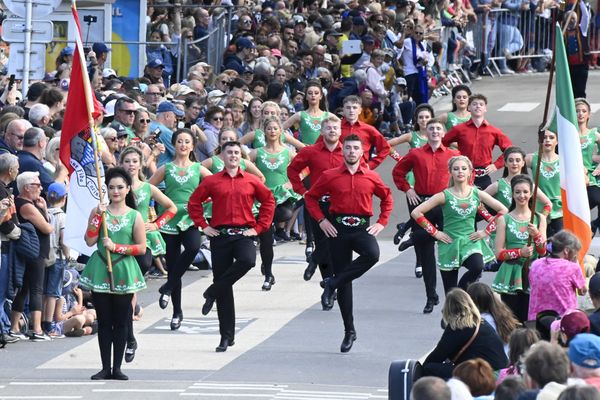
xmin=282 ymin=80 xmax=330 ymax=145
xmin=149 ymin=129 xmax=212 ymax=330
xmin=120 ymin=147 xmax=177 ymax=362
xmin=411 ymin=156 xmax=508 ymax=294
xmin=575 ymin=98 xmax=600 ymax=234
xmin=81 ymin=167 xmax=146 ymax=381
xmin=249 ymin=117 xmax=301 ymax=290
xmin=439 ymin=85 xmax=471 ymax=132
xmin=526 ymin=131 xmax=564 ymax=237
xmin=240 ymin=101 xmax=305 ymax=150
xmin=492 ymin=175 xmax=547 ymax=322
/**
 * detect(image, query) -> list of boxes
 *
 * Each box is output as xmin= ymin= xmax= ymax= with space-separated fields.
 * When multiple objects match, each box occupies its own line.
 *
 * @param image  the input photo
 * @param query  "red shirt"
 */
xmin=305 ymin=163 xmax=394 ymax=226
xmin=188 ymin=168 xmax=275 ymax=234
xmin=340 ymin=118 xmax=391 ymax=169
xmin=392 ymin=143 xmax=460 ymax=195
xmin=287 ymin=140 xmax=344 ymax=195
xmin=442 ymin=119 xmax=512 ymax=169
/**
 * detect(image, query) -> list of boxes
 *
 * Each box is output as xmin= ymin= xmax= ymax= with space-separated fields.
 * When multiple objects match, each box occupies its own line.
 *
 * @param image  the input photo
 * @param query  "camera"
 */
xmin=83 ymin=15 xmax=98 ymax=23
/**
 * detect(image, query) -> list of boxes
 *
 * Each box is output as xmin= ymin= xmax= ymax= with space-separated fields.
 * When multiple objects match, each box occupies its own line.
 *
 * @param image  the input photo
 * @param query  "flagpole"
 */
xmin=71 ymin=0 xmax=114 ymax=291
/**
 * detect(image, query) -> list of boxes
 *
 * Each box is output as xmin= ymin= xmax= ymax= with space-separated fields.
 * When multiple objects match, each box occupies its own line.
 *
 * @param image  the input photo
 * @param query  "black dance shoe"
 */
xmin=112 ymin=368 xmax=129 ymax=380
xmin=305 ymin=242 xmax=314 ymax=262
xmin=423 ymin=299 xmax=436 ymax=314
xmin=393 ymin=223 xmax=408 ymax=245
xmin=398 ymin=237 xmax=415 ymax=253
xmin=414 ymin=264 xmax=423 ymax=278
xmin=202 ymin=296 xmax=216 ymax=315
xmin=124 ymin=340 xmax=137 ymax=363
xmin=340 ymin=331 xmax=357 ymax=353
xmin=91 ymin=369 xmax=112 ymax=380
xmin=158 ymin=285 xmax=171 ymax=309
xmin=320 ymin=278 xmax=335 ymax=310
xmin=303 ymin=260 xmax=318 ymax=281
xmin=215 ymin=338 xmax=235 ymax=352
xmin=262 ymin=276 xmax=275 ymax=291
xmin=170 ymin=313 xmax=183 ymax=331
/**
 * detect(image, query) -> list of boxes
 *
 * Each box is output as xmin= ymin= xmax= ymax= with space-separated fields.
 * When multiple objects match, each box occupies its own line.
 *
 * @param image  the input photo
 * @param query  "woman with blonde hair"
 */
xmin=239 ymin=101 xmax=304 ymax=150
xmin=411 ymin=156 xmax=508 ymax=295
xmin=422 ymin=288 xmax=508 ymax=379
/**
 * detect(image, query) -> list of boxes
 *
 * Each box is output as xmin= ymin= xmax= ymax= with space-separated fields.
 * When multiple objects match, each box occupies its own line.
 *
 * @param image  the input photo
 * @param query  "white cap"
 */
xmin=102 ymin=68 xmax=117 ymax=79
xmin=104 ymin=99 xmax=117 ymax=117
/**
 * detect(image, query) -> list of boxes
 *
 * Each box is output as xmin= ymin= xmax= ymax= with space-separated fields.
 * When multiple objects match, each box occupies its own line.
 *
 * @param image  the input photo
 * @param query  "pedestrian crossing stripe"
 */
xmin=498 ymin=103 xmax=540 ymax=112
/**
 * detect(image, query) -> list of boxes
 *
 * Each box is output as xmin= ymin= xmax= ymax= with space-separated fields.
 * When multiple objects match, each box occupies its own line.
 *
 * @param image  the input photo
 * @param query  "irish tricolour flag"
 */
xmin=555 ymin=24 xmax=591 ymax=262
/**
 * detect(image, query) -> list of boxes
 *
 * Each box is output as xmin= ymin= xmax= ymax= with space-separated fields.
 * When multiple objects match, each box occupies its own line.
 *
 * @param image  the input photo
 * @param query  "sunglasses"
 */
xmin=139 ymin=119 xmax=151 ymax=123
xmin=242 ymin=20 xmax=252 ymax=24
xmin=375 ymin=19 xmax=384 ymax=23
xmin=147 ymin=92 xmax=164 ymax=96
xmin=106 ymin=137 xmax=117 ymax=142
xmin=212 ymin=117 xmax=224 ymax=121
xmin=221 ymin=80 xmax=230 ymax=85
xmin=120 ymin=109 xmax=136 ymax=114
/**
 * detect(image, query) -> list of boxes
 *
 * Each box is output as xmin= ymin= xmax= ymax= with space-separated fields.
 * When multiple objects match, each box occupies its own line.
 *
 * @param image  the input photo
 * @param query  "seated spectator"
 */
xmin=411 ymin=376 xmax=452 ymax=400
xmin=497 ymin=328 xmax=540 ymax=383
xmin=518 ymin=341 xmax=569 ymax=399
xmin=495 ymin=376 xmax=527 ymax=400
xmin=452 ymin=358 xmax=496 ymax=398
xmin=551 ymin=309 xmax=590 ymax=347
xmin=528 ymin=230 xmax=587 ymax=320
xmin=423 ymin=288 xmax=508 ymax=380
xmin=52 ymin=269 xmax=96 ymax=337
xmin=568 ymin=333 xmax=600 ymax=390
xmin=588 ymin=273 xmax=600 ymax=335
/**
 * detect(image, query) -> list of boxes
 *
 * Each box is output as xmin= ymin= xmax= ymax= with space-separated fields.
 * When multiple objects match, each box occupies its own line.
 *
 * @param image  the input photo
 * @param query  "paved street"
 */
xmin=1 ymin=72 xmax=600 ymax=400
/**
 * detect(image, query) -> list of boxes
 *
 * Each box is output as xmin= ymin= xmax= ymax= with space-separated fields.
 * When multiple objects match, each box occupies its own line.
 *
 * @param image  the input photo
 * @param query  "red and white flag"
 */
xmin=60 ymin=1 xmax=105 ymax=256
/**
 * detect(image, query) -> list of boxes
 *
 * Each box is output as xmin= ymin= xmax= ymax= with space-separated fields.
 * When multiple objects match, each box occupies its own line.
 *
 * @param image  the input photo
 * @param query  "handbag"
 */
xmin=452 ymin=321 xmax=481 ymax=364
xmin=13 ymin=222 xmax=40 ymax=262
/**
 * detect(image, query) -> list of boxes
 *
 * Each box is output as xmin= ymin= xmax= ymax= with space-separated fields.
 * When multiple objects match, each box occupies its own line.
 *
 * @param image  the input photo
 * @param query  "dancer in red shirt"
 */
xmin=305 ymin=134 xmax=393 ymax=353
xmin=188 ymin=141 xmax=275 ymax=352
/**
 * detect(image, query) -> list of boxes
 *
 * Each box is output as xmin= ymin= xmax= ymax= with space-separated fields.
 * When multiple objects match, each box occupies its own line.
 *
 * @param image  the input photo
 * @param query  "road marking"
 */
xmin=9 ymin=382 xmax=105 ymax=386
xmin=181 ymin=395 xmax=272 ymax=398
xmin=0 ymin=397 xmax=83 ymax=399
xmin=498 ymin=102 xmax=540 ymax=112
xmin=93 ymin=389 xmax=185 ymax=393
xmin=191 ymin=384 xmax=288 ymax=388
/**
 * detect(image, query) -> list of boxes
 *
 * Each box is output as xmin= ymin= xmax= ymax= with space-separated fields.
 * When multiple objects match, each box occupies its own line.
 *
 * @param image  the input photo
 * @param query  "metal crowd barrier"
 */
xmin=182 ymin=10 xmax=230 ymax=79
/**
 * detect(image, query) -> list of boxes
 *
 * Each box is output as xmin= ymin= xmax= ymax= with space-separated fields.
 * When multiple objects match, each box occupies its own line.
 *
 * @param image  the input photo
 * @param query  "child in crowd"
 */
xmin=42 ymin=183 xmax=70 ymax=336
xmin=51 ymin=269 xmax=96 ymax=337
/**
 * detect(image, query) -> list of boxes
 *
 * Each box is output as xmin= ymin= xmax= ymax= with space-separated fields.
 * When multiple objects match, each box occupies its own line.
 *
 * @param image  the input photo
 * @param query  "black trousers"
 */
xmin=258 ymin=227 xmax=274 ymax=278
xmin=474 ymin=175 xmax=492 ymax=190
xmin=409 ymin=199 xmax=442 ymax=302
xmin=439 ymin=253 xmax=484 ymax=294
xmin=328 ymin=223 xmax=380 ymax=333
xmin=546 ymin=217 xmax=563 ymax=238
xmin=12 ymin=257 xmax=45 ymax=313
xmin=205 ymin=234 xmax=256 ymax=341
xmin=161 ymin=228 xmax=202 ymax=317
xmin=92 ymin=292 xmax=133 ymax=371
xmin=307 ymin=201 xmax=333 ymax=279
xmin=569 ymin=63 xmax=588 ymax=98
xmin=501 ymin=292 xmax=530 ymax=323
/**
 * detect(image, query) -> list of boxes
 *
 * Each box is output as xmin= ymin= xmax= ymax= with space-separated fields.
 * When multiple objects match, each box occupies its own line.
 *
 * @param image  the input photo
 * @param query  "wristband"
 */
xmin=154 ymin=210 xmax=176 ymax=229
xmin=390 ymin=150 xmax=401 ymax=162
xmin=113 ymin=244 xmax=144 ymax=256
xmin=318 ymin=218 xmax=326 ymax=224
xmin=542 ymin=203 xmax=552 ymax=216
xmin=416 ymin=215 xmax=438 ymax=236
xmin=484 ymin=213 xmax=503 ymax=235
xmin=534 ymin=233 xmax=547 ymax=255
xmin=498 ymin=248 xmax=521 ymax=261
xmin=477 ymin=204 xmax=493 ymax=222
xmin=86 ymin=213 xmax=102 ymax=238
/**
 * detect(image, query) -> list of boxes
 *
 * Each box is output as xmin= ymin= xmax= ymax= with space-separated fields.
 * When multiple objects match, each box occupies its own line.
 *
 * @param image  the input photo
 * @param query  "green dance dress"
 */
xmin=80 ymin=209 xmax=147 ymax=294
xmin=134 ymin=182 xmax=166 ymax=256
xmin=406 ymin=131 xmax=428 ymax=187
xmin=299 ymin=110 xmax=329 ymax=145
xmin=159 ymin=162 xmax=202 ymax=235
xmin=437 ymin=188 xmax=496 ymax=271
xmin=492 ymin=214 xmax=540 ymax=294
xmin=256 ymin=147 xmax=300 ymax=205
xmin=531 ymin=153 xmax=562 ymax=219
xmin=252 ymin=129 xmax=287 ymax=149
xmin=444 ymin=111 xmax=470 ymax=131
xmin=581 ymin=128 xmax=599 ymax=187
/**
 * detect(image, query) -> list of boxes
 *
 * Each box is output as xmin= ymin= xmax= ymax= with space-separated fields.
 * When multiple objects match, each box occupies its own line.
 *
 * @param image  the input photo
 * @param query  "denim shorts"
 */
xmin=44 ymin=259 xmax=67 ymax=297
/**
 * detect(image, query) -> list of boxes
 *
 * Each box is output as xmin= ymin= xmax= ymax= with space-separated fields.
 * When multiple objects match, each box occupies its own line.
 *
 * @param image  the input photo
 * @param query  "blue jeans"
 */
xmin=0 ymin=252 xmax=11 ymax=332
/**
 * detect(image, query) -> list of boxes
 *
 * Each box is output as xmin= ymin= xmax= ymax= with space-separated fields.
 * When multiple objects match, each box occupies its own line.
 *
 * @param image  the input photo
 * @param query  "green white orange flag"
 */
xmin=555 ymin=23 xmax=591 ymax=262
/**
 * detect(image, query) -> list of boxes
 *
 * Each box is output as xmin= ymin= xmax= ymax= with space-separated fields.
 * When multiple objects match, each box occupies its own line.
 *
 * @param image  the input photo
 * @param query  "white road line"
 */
xmin=369 ymin=396 xmax=387 ymax=399
xmin=92 ymin=389 xmax=185 ymax=393
xmin=279 ymin=390 xmax=370 ymax=396
xmin=9 ymin=382 xmax=105 ymax=385
xmin=0 ymin=397 xmax=83 ymax=399
xmin=189 ymin=387 xmax=283 ymax=391
xmin=276 ymin=394 xmax=368 ymax=399
xmin=191 ymin=383 xmax=287 ymax=388
xmin=498 ymin=102 xmax=540 ymax=112
xmin=180 ymin=394 xmax=273 ymax=398
xmin=376 ymin=389 xmax=388 ymax=392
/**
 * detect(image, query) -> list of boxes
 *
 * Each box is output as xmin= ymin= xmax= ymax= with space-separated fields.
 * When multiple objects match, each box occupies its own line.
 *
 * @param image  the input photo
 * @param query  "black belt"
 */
xmin=332 ymin=214 xmax=370 ymax=227
xmin=217 ymin=226 xmax=250 ymax=236
xmin=319 ymin=195 xmax=330 ymax=203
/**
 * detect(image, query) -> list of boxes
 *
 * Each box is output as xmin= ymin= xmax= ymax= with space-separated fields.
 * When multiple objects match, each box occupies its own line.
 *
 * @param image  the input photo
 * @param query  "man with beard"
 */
xmin=287 ymin=116 xmax=344 ymax=283
xmin=305 ymin=134 xmax=393 ymax=353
